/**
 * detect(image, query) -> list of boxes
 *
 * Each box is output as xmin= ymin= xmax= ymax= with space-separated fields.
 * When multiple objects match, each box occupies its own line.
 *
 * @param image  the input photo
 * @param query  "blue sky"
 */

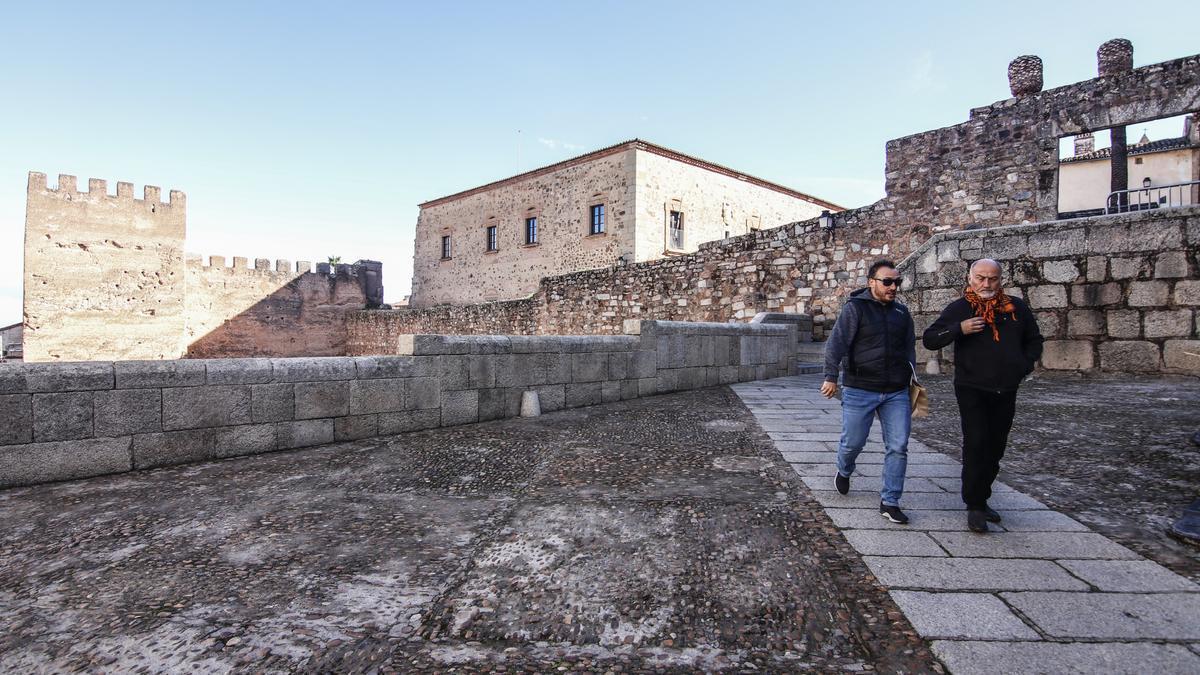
xmin=1 ymin=1 xmax=1197 ymax=321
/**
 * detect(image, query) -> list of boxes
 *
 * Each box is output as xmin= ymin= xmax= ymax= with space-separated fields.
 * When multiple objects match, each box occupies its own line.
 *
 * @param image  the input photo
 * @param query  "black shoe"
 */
xmin=967 ymin=510 xmax=989 ymax=533
xmin=880 ymin=502 xmax=909 ymax=524
xmin=982 ymin=505 xmax=1002 ymax=523
xmin=835 ymin=472 xmax=850 ymax=495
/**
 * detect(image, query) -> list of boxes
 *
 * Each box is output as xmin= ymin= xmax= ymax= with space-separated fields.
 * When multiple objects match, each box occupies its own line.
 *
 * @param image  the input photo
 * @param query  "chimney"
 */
xmin=1073 ymin=133 xmax=1095 ymax=156
xmin=1187 ymin=113 xmax=1200 ymax=144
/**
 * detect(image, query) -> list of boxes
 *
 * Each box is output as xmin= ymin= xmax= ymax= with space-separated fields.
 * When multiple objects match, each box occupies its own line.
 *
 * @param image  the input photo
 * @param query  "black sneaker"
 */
xmin=835 ymin=472 xmax=850 ymax=495
xmin=967 ymin=510 xmax=989 ymax=533
xmin=879 ymin=502 xmax=909 ymax=524
xmin=982 ymin=505 xmax=1002 ymax=523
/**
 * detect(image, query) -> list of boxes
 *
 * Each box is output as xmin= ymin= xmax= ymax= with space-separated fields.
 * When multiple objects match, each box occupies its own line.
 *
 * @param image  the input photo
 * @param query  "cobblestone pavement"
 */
xmin=914 ymin=372 xmax=1200 ymax=581
xmin=733 ymin=375 xmax=1200 ymax=675
xmin=0 ymin=387 xmax=939 ymax=673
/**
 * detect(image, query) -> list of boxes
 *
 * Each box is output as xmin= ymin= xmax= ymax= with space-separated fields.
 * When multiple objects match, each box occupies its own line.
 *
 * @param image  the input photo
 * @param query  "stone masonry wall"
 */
xmin=897 ymin=206 xmax=1200 ymax=374
xmin=23 ymin=172 xmax=187 ymax=362
xmin=0 ymin=320 xmax=795 ymax=488
xmin=185 ymin=257 xmax=375 ymax=358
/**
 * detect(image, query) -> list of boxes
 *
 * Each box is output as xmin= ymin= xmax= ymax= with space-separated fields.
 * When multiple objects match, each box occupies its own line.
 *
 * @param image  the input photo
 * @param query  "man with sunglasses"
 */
xmin=923 ymin=258 xmax=1043 ymax=533
xmin=822 ymin=260 xmax=917 ymax=524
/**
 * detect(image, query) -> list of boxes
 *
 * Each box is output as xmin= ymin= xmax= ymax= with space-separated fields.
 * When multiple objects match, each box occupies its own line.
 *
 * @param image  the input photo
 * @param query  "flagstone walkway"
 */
xmin=732 ymin=374 xmax=1200 ymax=675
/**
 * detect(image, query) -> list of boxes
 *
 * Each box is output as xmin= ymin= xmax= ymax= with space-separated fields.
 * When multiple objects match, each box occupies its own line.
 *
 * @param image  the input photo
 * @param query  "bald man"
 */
xmin=923 ymin=259 xmax=1044 ymax=533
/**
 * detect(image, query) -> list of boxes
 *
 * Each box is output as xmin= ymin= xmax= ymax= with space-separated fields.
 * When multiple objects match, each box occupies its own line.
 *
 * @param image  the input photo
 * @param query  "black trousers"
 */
xmin=954 ymin=385 xmax=1018 ymax=510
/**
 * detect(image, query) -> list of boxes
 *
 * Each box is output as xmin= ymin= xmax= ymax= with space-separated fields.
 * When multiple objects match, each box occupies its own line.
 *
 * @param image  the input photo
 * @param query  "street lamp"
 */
xmin=1143 ymin=177 xmax=1152 ymax=188
xmin=818 ymin=210 xmax=834 ymax=231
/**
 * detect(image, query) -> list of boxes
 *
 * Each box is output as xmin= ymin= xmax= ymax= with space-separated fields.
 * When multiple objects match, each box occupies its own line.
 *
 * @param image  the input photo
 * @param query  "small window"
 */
xmin=440 ymin=235 xmax=452 ymax=259
xmin=1134 ymin=157 xmax=1144 ymax=165
xmin=589 ymin=204 xmax=606 ymax=235
xmin=525 ymin=217 xmax=539 ymax=245
xmin=485 ymin=225 xmax=498 ymax=252
xmin=668 ymin=210 xmax=684 ymax=249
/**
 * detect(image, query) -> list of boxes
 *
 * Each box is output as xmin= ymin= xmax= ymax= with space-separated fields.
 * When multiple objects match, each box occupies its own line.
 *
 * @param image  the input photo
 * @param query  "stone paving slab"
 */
xmin=930 ymin=531 xmax=1141 ymax=560
xmin=809 ymin=490 xmax=1046 ymax=511
xmin=862 ymin=556 xmax=1090 ymax=591
xmin=1057 ymin=560 xmax=1200 ymax=592
xmin=1001 ymin=592 xmax=1200 ymax=639
xmin=888 ymin=591 xmax=1040 ymax=640
xmin=931 ymin=640 xmax=1200 ymax=675
xmin=800 ymin=475 xmax=949 ymax=493
xmin=842 ymin=530 xmax=947 ymax=557
xmin=824 ymin=509 xmax=1014 ymax=532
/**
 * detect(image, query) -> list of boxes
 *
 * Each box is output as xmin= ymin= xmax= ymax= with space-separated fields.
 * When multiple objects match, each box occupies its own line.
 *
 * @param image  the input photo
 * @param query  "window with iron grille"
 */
xmin=441 ymin=235 xmax=452 ymax=259
xmin=668 ymin=210 xmax=684 ymax=249
xmin=589 ymin=204 xmax=605 ymax=235
xmin=525 ymin=217 xmax=538 ymax=245
xmin=486 ymin=225 xmax=498 ymax=252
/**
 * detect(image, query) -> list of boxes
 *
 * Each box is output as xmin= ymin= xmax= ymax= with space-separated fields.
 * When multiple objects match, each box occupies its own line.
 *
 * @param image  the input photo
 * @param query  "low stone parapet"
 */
xmin=0 ymin=320 xmax=796 ymax=488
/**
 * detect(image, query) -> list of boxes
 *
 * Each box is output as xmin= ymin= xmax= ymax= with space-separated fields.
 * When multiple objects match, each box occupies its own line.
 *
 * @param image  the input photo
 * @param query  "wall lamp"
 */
xmin=818 ymin=210 xmax=834 ymax=231
xmin=1143 ymin=177 xmax=1152 ymax=188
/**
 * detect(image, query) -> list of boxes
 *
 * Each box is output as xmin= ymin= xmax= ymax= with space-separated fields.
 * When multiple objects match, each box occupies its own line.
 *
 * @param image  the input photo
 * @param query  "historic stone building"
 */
xmin=409 ymin=140 xmax=841 ymax=307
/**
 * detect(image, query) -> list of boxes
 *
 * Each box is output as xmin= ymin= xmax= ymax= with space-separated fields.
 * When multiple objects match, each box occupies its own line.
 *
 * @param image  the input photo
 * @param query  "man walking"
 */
xmin=923 ymin=259 xmax=1044 ymax=533
xmin=822 ymin=260 xmax=917 ymax=524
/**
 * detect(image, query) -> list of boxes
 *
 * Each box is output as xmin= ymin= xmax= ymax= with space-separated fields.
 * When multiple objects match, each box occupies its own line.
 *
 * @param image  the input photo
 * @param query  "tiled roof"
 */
xmin=419 ymin=139 xmax=844 ymax=211
xmin=1061 ymin=135 xmax=1198 ymax=163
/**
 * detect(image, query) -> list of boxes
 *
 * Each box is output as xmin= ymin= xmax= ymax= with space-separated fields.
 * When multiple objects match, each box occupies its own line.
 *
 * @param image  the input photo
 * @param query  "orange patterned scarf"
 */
xmin=963 ymin=286 xmax=1017 ymax=341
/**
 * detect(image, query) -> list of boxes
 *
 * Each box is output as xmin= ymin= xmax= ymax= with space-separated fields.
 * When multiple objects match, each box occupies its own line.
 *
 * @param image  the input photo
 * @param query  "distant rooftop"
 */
xmin=1061 ymin=135 xmax=1199 ymax=163
xmin=419 ymin=139 xmax=844 ymax=211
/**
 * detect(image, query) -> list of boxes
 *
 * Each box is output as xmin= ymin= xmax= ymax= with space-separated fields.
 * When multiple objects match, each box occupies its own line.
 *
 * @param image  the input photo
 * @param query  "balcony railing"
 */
xmin=1106 ymin=180 xmax=1200 ymax=214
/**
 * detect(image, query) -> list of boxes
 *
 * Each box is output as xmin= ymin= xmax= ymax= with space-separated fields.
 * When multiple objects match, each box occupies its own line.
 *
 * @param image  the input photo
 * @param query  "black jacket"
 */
xmin=823 ymin=287 xmax=916 ymax=393
xmin=922 ymin=295 xmax=1044 ymax=393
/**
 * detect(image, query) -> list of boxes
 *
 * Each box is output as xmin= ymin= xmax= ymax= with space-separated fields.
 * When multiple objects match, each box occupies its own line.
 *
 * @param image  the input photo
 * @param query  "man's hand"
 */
xmin=960 ymin=317 xmax=986 ymax=335
xmin=820 ymin=381 xmax=838 ymax=398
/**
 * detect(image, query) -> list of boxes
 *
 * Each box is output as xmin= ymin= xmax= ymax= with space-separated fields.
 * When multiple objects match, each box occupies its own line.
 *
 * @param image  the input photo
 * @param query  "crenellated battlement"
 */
xmin=184 ymin=254 xmax=380 ymax=278
xmin=28 ymin=171 xmax=185 ymax=207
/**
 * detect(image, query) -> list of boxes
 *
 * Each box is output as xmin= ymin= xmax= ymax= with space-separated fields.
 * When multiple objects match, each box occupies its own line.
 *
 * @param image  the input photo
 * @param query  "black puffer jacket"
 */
xmin=823 ymin=287 xmax=917 ymax=393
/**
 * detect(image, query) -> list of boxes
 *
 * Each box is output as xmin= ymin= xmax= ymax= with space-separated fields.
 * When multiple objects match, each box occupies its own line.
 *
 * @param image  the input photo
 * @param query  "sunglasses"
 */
xmin=871 ymin=277 xmax=903 ymax=288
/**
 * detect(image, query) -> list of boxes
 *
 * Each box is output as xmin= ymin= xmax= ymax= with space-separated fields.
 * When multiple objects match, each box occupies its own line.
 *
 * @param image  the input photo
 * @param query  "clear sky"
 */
xmin=1 ymin=1 xmax=1197 ymax=323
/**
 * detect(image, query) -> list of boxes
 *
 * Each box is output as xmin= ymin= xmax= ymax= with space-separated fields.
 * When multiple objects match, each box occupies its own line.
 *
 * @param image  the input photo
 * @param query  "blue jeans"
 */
xmin=836 ymin=386 xmax=911 ymax=506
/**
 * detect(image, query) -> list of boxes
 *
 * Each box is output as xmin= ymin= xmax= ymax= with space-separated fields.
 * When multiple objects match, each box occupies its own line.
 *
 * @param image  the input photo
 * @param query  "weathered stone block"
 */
xmin=534 ymin=384 xmax=565 ymax=412
xmin=440 ymin=390 xmax=479 ymax=426
xmin=637 ymin=378 xmax=657 ymax=397
xmin=1127 ymin=280 xmax=1169 ymax=307
xmin=1108 ymin=256 xmax=1145 ymax=280
xmin=1042 ymin=260 xmax=1079 ymax=283
xmin=397 ymin=334 xmax=472 ymax=355
xmin=405 ymin=377 xmax=440 ymax=409
xmin=1028 ymin=228 xmax=1084 ymax=257
xmin=508 ymin=336 xmax=564 ymax=353
xmin=1027 ymin=285 xmax=1067 ymax=309
xmin=468 ymin=355 xmax=497 ymax=388
xmin=23 ymin=362 xmax=114 ymax=392
xmin=922 ymin=288 xmax=961 ymax=312
xmin=601 ymin=380 xmax=622 ymax=403
xmin=94 ymin=388 xmax=162 ymax=437
xmin=982 ymin=235 xmax=1028 ymax=260
xmin=1153 ymin=251 xmax=1189 ymax=278
xmin=270 ymin=357 xmax=356 ymax=383
xmin=378 ymin=409 xmax=440 ymax=434
xmin=1066 ymin=310 xmax=1103 ymax=336
xmin=936 ymin=260 xmax=969 ymax=287
xmin=251 ymin=383 xmax=294 ymax=423
xmin=1163 ymin=340 xmax=1200 ymax=372
xmin=1086 ymin=223 xmax=1182 ymax=254
xmin=571 ymin=352 xmax=608 ymax=382
xmin=1034 ymin=312 xmax=1061 ymax=338
xmin=162 ymin=385 xmax=252 ymax=430
xmin=0 ymin=437 xmax=132 ymax=488
xmin=437 ymin=355 xmax=470 ymax=390
xmin=512 ymin=353 xmax=568 ymax=386
xmin=1070 ymin=283 xmax=1121 ymax=307
xmin=334 ymin=414 xmax=379 ymax=441
xmin=1173 ymin=280 xmax=1200 ymax=305
xmin=352 ymin=355 xmax=430 ymax=379
xmin=33 ymin=392 xmax=93 ymax=442
xmin=1085 ymin=256 xmax=1106 ymax=282
xmin=275 ymin=419 xmax=334 ymax=449
xmin=294 ymin=381 xmax=350 ymax=419
xmin=1040 ymin=341 xmax=1094 ymax=370
xmin=0 ymin=394 xmax=33 ymax=445
xmin=620 ymin=379 xmax=639 ymax=400
xmin=478 ymin=388 xmax=509 ymax=422
xmin=204 ymin=358 xmax=273 ymax=385
xmin=133 ymin=429 xmax=216 ymax=469
xmin=656 ymin=334 xmax=685 ymax=369
xmin=1098 ymin=341 xmax=1161 ymax=371
xmin=213 ymin=424 xmax=277 ymax=458
xmin=1143 ymin=310 xmax=1194 ymax=338
xmin=607 ymin=352 xmax=632 ymax=380
xmin=937 ymin=240 xmax=960 ymax=262
xmin=115 ymin=360 xmax=206 ymax=389
xmin=1105 ymin=310 xmax=1141 ymax=338
xmin=467 ymin=336 xmax=513 ymax=354
xmin=347 ymin=378 xmax=405 ymax=415
xmin=564 ymin=382 xmax=602 ymax=408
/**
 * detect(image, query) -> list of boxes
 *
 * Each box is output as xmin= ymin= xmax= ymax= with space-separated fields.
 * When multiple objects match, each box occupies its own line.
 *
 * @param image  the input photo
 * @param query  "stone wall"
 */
xmin=23 ymin=173 xmax=187 ymax=362
xmin=898 ymin=206 xmax=1200 ymax=374
xmin=0 ymin=320 xmax=795 ymax=488
xmin=185 ymin=257 xmax=377 ymax=358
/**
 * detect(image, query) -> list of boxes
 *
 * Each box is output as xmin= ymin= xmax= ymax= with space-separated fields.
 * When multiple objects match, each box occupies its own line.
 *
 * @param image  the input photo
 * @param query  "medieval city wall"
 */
xmin=410 ymin=148 xmax=636 ymax=307
xmin=184 ymin=258 xmax=378 ymax=358
xmin=0 ymin=320 xmax=795 ymax=488
xmin=898 ymin=206 xmax=1200 ymax=374
xmin=631 ymin=148 xmax=830 ymax=260
xmin=23 ymin=173 xmax=188 ymax=362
